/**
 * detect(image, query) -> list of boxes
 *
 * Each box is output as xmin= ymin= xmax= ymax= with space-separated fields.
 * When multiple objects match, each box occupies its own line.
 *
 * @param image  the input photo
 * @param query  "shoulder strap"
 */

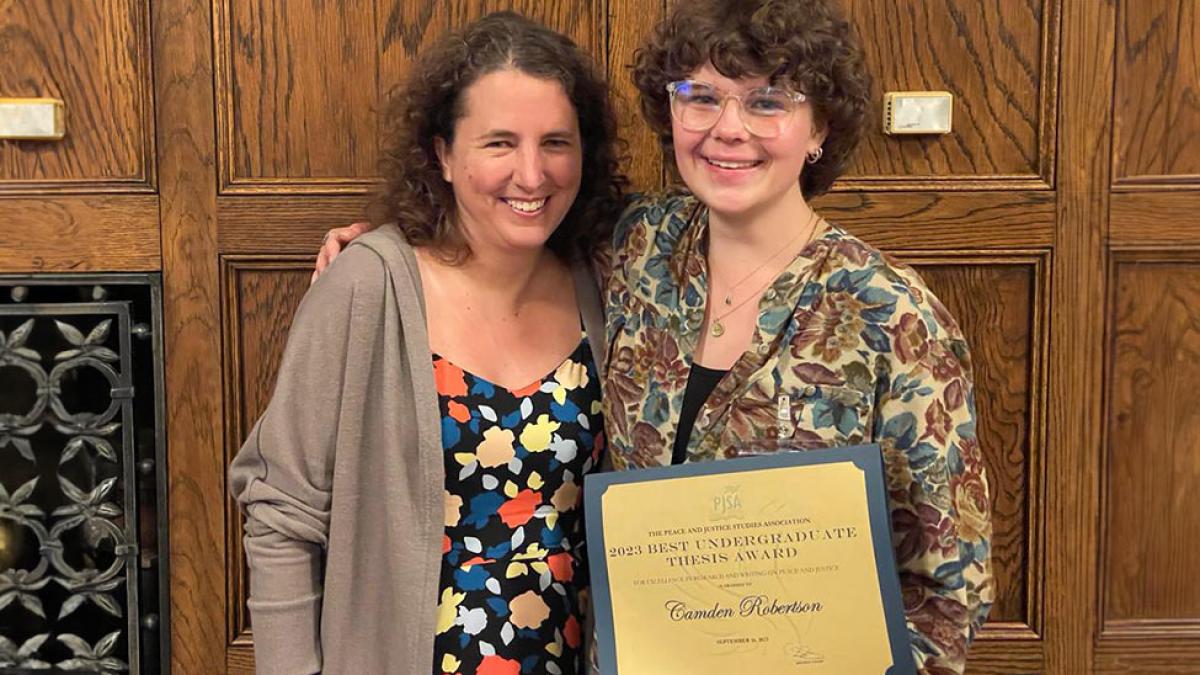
xmin=572 ymin=260 xmax=606 ymax=379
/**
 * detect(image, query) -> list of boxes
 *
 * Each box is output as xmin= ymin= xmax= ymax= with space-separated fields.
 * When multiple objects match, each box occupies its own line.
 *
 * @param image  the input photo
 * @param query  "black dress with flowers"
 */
xmin=432 ymin=337 xmax=603 ymax=675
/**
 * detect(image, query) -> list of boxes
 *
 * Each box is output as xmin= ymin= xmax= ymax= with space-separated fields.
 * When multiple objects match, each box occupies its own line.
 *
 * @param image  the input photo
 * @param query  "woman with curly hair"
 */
xmin=606 ymin=2 xmax=993 ymax=672
xmin=230 ymin=12 xmax=626 ymax=675
xmin=317 ymin=1 xmax=994 ymax=672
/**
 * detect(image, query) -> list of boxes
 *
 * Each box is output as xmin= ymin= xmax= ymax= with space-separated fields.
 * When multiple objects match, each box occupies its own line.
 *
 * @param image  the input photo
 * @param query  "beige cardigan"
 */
xmin=229 ymin=226 xmax=607 ymax=674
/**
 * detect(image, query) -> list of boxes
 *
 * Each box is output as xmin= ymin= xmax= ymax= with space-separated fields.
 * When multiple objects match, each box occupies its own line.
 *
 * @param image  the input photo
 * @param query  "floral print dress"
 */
xmin=433 ymin=337 xmax=603 ymax=675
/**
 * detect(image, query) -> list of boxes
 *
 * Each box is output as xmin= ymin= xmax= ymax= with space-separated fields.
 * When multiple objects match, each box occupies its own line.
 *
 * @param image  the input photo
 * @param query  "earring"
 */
xmin=806 ymin=147 xmax=824 ymax=164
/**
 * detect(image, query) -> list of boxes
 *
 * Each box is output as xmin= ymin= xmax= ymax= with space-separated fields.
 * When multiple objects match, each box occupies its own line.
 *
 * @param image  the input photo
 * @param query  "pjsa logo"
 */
xmin=711 ymin=485 xmax=742 ymax=520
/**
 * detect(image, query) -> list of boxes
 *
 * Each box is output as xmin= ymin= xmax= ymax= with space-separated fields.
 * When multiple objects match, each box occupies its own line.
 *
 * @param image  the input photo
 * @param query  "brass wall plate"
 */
xmin=883 ymin=91 xmax=953 ymax=135
xmin=0 ymin=98 xmax=66 ymax=140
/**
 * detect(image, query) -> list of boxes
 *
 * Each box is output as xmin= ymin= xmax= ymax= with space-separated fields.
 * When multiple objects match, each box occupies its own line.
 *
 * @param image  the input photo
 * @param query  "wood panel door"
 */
xmin=1097 ymin=0 xmax=1200 ymax=671
xmin=136 ymin=0 xmax=1197 ymax=673
xmin=0 ymin=0 xmax=158 ymax=271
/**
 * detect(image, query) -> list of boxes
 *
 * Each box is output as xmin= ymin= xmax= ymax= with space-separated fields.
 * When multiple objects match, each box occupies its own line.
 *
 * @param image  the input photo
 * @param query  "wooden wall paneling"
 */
xmin=216 ymin=0 xmax=380 ymax=193
xmin=961 ymin=642 xmax=1045 ymax=675
xmin=1095 ymin=638 xmax=1200 ymax=674
xmin=814 ymin=190 xmax=1055 ymax=250
xmin=446 ymin=1 xmax=603 ymax=52
xmin=0 ymin=0 xmax=155 ymax=193
xmin=221 ymin=257 xmax=313 ymax=650
xmin=903 ymin=253 xmax=1050 ymax=640
xmin=1100 ymin=3 xmax=1200 ymax=671
xmin=838 ymin=0 xmax=1059 ymax=189
xmin=1102 ymin=252 xmax=1200 ymax=636
xmin=0 ymin=195 xmax=159 ymax=271
xmin=607 ymin=0 xmax=665 ymax=191
xmin=373 ymin=0 xmax=460 ymax=161
xmin=152 ymin=0 xmax=225 ymax=673
xmin=1109 ymin=191 xmax=1200 ymax=248
xmin=1112 ymin=0 xmax=1200 ymax=188
xmin=1048 ymin=0 xmax=1115 ymax=672
xmin=216 ymin=195 xmax=371 ymax=253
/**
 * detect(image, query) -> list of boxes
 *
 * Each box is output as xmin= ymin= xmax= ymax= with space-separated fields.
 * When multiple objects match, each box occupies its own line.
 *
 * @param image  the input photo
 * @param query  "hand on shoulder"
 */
xmin=312 ymin=221 xmax=375 ymax=285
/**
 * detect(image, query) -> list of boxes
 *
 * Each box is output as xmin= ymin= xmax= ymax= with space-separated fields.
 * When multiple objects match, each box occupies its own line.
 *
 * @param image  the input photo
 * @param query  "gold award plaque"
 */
xmin=585 ymin=446 xmax=913 ymax=674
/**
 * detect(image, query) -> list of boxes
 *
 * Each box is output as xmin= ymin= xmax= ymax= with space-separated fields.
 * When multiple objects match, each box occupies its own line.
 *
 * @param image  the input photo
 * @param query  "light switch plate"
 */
xmin=883 ymin=91 xmax=952 ymax=135
xmin=0 ymin=98 xmax=65 ymax=140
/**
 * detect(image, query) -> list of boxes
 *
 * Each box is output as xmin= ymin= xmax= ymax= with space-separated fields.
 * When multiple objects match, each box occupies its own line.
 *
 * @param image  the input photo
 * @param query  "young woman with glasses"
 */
xmin=315 ymin=1 xmax=994 ymax=672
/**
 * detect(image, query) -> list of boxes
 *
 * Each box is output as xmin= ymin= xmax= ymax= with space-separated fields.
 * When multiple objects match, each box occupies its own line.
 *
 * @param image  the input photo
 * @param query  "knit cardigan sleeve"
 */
xmin=228 ymin=245 xmax=388 ymax=674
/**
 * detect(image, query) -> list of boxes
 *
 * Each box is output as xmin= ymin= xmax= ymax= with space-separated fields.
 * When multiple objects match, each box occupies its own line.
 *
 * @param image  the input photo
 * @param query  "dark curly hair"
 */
xmin=631 ymin=0 xmax=871 ymax=198
xmin=370 ymin=12 xmax=626 ymax=262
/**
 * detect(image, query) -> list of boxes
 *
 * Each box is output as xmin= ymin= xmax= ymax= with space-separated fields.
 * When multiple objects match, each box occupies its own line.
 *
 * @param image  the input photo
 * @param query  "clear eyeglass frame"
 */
xmin=666 ymin=79 xmax=809 ymax=138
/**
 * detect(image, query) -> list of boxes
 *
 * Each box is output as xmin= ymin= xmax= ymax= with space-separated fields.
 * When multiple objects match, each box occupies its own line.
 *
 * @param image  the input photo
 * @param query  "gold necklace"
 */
xmin=707 ymin=212 xmax=822 ymax=338
xmin=714 ymin=209 xmax=818 ymax=306
xmin=708 ymin=273 xmax=780 ymax=337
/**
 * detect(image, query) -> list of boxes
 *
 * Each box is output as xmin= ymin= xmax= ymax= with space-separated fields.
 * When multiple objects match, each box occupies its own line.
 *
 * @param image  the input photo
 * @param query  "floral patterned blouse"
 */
xmin=434 ymin=338 xmax=604 ymax=675
xmin=601 ymin=190 xmax=994 ymax=674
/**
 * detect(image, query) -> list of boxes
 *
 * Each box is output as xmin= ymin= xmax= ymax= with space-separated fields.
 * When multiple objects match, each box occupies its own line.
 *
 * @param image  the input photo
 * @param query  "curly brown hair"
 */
xmin=370 ymin=12 xmax=626 ymax=262
xmin=631 ymin=0 xmax=871 ymax=198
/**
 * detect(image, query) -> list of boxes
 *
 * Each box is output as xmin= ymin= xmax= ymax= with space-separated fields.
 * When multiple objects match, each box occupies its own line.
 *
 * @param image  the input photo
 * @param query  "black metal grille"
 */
xmin=0 ymin=276 xmax=167 ymax=674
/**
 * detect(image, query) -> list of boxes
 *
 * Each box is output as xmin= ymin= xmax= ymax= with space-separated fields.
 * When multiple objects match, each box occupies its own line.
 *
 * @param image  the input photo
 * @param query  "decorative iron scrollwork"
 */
xmin=1 ymin=277 xmax=165 ymax=674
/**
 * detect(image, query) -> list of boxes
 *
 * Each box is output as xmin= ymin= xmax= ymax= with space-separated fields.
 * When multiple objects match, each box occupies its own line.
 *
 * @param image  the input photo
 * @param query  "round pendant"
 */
xmin=710 ymin=320 xmax=726 ymax=337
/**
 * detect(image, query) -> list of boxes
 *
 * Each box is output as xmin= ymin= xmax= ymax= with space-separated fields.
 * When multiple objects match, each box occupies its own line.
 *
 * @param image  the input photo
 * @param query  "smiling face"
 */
xmin=435 ymin=69 xmax=583 ymax=257
xmin=672 ymin=63 xmax=827 ymax=223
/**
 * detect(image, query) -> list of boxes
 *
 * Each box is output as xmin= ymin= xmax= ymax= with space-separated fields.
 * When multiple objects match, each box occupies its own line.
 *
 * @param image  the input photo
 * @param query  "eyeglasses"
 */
xmin=666 ymin=80 xmax=807 ymax=138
